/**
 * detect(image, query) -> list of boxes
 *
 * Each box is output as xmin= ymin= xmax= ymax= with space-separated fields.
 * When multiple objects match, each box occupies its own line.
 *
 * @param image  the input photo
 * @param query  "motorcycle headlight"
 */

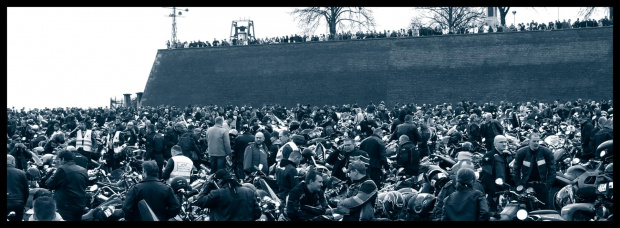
xmin=572 ymin=158 xmax=580 ymax=165
xmin=516 ymin=209 xmax=528 ymax=220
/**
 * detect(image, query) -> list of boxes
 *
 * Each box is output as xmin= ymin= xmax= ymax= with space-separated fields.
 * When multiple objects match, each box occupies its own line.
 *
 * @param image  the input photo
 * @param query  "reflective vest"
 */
xmin=169 ymin=156 xmax=193 ymax=184
xmin=76 ymin=129 xmax=93 ymax=152
xmin=276 ymin=141 xmax=299 ymax=163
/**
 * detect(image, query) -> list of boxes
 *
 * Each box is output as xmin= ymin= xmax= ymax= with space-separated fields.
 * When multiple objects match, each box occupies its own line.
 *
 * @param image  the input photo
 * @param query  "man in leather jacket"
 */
xmin=285 ymin=169 xmax=328 ymax=221
xmin=275 ymin=149 xmax=302 ymax=201
xmin=45 ymin=149 xmax=89 ymax=221
xmin=513 ymin=132 xmax=556 ymax=209
xmin=7 ymin=154 xmax=29 ymax=222
xmin=122 ymin=160 xmax=181 ymax=221
xmin=480 ymin=135 xmax=513 ymax=213
xmin=325 ymin=138 xmax=369 ymax=181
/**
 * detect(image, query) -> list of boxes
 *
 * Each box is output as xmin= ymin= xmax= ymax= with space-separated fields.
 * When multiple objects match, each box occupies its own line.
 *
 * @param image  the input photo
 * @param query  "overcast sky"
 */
xmin=7 ymin=7 xmax=609 ymax=109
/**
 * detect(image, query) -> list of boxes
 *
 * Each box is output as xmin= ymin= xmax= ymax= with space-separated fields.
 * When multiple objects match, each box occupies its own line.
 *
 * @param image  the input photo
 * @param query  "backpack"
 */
xmin=177 ymin=134 xmax=200 ymax=160
xmin=397 ymin=143 xmax=412 ymax=166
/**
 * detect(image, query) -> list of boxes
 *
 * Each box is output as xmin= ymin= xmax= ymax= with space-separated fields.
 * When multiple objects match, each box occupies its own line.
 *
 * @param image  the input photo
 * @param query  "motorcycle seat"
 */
xmin=529 ymin=210 xmax=560 ymax=215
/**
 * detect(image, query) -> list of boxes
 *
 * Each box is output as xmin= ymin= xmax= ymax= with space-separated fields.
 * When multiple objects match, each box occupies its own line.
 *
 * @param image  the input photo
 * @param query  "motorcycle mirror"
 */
xmin=526 ymin=187 xmax=535 ymax=194
xmin=516 ymin=209 xmax=528 ymax=220
xmin=516 ymin=185 xmax=523 ymax=192
xmin=495 ymin=178 xmax=504 ymax=186
xmin=90 ymin=185 xmax=98 ymax=191
xmin=600 ymin=150 xmax=606 ymax=158
xmin=258 ymin=164 xmax=263 ymax=171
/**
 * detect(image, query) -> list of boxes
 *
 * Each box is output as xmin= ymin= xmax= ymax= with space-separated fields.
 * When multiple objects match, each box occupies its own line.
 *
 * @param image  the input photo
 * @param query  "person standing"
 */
xmin=162 ymin=145 xmax=195 ymax=184
xmin=122 ymin=160 xmax=181 ymax=221
xmin=359 ymin=128 xmax=390 ymax=188
xmin=243 ymin=132 xmax=269 ymax=175
xmin=233 ymin=126 xmax=254 ymax=180
xmin=206 ymin=116 xmax=233 ymax=174
xmin=7 ymin=154 xmax=30 ymax=222
xmin=44 ymin=149 xmax=89 ymax=221
xmin=144 ymin=124 xmax=165 ymax=178
xmin=325 ymin=138 xmax=369 ymax=182
xmin=480 ymin=113 xmax=504 ymax=151
xmin=467 ymin=114 xmax=483 ymax=151
xmin=75 ymin=121 xmax=99 ymax=164
xmin=441 ymin=168 xmax=490 ymax=221
xmin=275 ymin=150 xmax=302 ymax=201
xmin=513 ymin=132 xmax=556 ymax=209
xmin=395 ymin=135 xmax=420 ymax=177
xmin=193 ymin=169 xmax=261 ymax=221
xmin=479 ymin=135 xmax=513 ymax=213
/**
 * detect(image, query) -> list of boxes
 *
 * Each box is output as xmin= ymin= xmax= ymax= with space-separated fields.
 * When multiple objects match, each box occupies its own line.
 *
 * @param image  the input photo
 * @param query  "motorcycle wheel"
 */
xmin=571 ymin=211 xmax=594 ymax=221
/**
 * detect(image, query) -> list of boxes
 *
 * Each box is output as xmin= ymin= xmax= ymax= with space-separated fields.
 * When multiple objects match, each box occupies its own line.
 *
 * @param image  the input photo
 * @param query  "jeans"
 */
xmin=209 ymin=156 xmax=227 ymax=175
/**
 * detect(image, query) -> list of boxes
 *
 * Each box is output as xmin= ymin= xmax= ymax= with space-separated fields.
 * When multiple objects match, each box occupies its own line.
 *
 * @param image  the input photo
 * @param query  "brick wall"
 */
xmin=141 ymin=27 xmax=613 ymax=108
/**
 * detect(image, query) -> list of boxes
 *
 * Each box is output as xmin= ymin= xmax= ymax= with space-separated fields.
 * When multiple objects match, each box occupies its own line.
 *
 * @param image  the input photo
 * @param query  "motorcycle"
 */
xmin=82 ymin=183 xmax=126 ymax=221
xmin=491 ymin=179 xmax=563 ymax=221
xmin=560 ymin=140 xmax=613 ymax=221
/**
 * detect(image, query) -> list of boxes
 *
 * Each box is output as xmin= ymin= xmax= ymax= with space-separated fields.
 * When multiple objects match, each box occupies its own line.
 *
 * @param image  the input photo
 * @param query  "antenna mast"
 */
xmin=167 ymin=7 xmax=188 ymax=46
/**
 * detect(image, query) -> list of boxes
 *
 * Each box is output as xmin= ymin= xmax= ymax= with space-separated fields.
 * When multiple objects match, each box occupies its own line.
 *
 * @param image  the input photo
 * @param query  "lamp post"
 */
xmin=512 ymin=10 xmax=516 ymax=27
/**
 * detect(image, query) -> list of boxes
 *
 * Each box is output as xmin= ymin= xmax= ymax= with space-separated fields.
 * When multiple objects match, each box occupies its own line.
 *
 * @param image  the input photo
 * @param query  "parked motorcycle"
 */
xmin=560 ymin=140 xmax=613 ymax=221
xmin=491 ymin=179 xmax=563 ymax=221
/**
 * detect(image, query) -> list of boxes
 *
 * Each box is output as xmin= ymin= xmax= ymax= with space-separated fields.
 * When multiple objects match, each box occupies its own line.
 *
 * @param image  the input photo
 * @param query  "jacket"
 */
xmin=325 ymin=148 xmax=368 ymax=181
xmin=396 ymin=140 xmax=420 ymax=176
xmin=233 ymin=132 xmax=254 ymax=164
xmin=144 ymin=132 xmax=165 ymax=159
xmin=480 ymin=148 xmax=513 ymax=193
xmin=195 ymin=184 xmax=261 ymax=221
xmin=390 ymin=122 xmax=421 ymax=144
xmin=441 ymin=187 xmax=490 ymax=221
xmin=122 ymin=176 xmax=181 ymax=221
xmin=164 ymin=129 xmax=181 ymax=159
xmin=286 ymin=181 xmax=327 ymax=221
xmin=275 ymin=159 xmax=300 ymax=200
xmin=45 ymin=161 xmax=89 ymax=212
xmin=338 ymin=177 xmax=376 ymax=221
xmin=206 ymin=125 xmax=232 ymax=157
xmin=359 ymin=135 xmax=389 ymax=170
xmin=513 ymin=146 xmax=556 ymax=187
xmin=7 ymin=165 xmax=29 ymax=205
xmin=243 ymin=142 xmax=269 ymax=174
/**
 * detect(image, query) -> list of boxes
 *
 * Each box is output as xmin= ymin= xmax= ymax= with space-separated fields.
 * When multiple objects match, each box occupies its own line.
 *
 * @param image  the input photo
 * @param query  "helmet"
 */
xmin=425 ymin=167 xmax=449 ymax=189
xmin=382 ymin=191 xmax=405 ymax=220
xmin=169 ymin=176 xmax=189 ymax=192
xmin=411 ymin=193 xmax=436 ymax=215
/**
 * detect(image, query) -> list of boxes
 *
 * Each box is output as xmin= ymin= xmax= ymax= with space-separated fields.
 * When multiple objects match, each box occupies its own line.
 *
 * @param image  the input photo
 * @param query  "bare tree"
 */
xmin=498 ymin=7 xmax=511 ymax=26
xmin=290 ymin=7 xmax=376 ymax=40
xmin=579 ymin=7 xmax=613 ymax=21
xmin=416 ymin=7 xmax=485 ymax=33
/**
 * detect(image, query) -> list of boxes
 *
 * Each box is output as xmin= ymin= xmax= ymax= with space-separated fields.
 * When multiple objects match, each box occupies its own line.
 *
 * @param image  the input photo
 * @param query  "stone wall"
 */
xmin=142 ymin=27 xmax=613 ymax=108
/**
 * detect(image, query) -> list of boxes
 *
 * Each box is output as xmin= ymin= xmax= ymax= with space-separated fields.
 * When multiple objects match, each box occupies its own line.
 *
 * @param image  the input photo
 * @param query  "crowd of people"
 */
xmin=166 ymin=16 xmax=612 ymax=49
xmin=6 ymin=97 xmax=613 ymax=221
